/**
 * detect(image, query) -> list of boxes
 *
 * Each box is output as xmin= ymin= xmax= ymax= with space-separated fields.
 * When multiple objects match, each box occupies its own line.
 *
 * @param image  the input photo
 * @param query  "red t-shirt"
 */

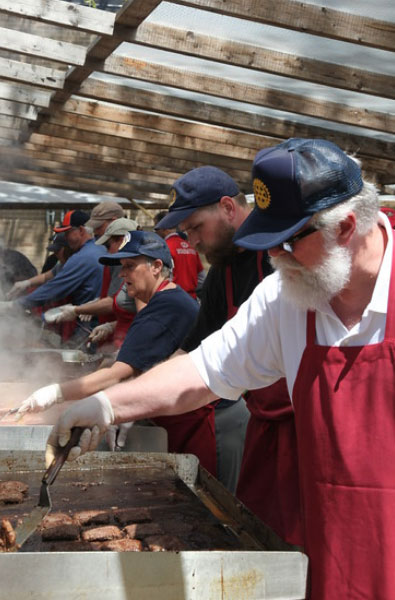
xmin=165 ymin=233 xmax=203 ymax=299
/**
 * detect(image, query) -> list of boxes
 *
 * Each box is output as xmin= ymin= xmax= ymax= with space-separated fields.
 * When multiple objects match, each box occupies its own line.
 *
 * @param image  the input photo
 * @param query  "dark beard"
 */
xmin=205 ymin=243 xmax=240 ymax=267
xmin=199 ymin=225 xmax=238 ymax=267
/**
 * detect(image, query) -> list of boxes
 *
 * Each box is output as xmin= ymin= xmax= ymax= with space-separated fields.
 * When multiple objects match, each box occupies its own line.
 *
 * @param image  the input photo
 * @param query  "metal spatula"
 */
xmin=12 ymin=427 xmax=84 ymax=550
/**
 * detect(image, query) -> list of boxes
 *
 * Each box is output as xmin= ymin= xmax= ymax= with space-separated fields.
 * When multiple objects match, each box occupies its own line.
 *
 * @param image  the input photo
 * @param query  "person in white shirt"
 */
xmin=44 ymin=138 xmax=393 ymax=600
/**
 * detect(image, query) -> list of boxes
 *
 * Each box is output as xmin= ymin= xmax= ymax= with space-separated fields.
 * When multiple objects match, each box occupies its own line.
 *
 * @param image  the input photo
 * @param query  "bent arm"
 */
xmin=105 ymin=353 xmax=218 ymax=424
xmin=60 ymin=361 xmax=134 ymax=401
xmin=74 ymin=296 xmax=114 ymax=317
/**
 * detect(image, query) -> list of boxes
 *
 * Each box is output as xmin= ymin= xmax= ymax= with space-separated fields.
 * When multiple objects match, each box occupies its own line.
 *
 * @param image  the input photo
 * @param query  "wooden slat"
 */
xmin=0 ymin=57 xmax=65 ymax=89
xmin=100 ymin=55 xmax=394 ymax=133
xmin=0 ymin=27 xmax=87 ymax=66
xmin=78 ymin=77 xmax=395 ymax=138
xmin=0 ymin=82 xmax=51 ymax=107
xmin=62 ymin=96 xmax=395 ymax=162
xmin=0 ymin=99 xmax=38 ymax=120
xmin=0 ymin=0 xmax=115 ymax=36
xmin=173 ymin=0 xmax=395 ymax=52
xmin=130 ymin=22 xmax=395 ymax=99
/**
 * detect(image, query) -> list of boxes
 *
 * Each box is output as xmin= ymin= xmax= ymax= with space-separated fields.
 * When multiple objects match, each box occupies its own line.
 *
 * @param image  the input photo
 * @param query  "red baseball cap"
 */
xmin=53 ymin=210 xmax=89 ymax=233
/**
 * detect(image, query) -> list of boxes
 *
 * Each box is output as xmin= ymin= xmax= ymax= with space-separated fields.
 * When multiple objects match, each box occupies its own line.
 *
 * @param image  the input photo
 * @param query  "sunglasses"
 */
xmin=281 ymin=226 xmax=318 ymax=253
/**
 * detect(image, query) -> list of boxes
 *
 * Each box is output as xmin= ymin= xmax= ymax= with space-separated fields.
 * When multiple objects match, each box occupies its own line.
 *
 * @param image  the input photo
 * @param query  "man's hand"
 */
xmin=6 ymin=280 xmax=31 ymax=299
xmin=16 ymin=384 xmax=64 ymax=417
xmin=53 ymin=304 xmax=77 ymax=323
xmin=105 ymin=422 xmax=134 ymax=451
xmin=45 ymin=392 xmax=115 ymax=467
xmin=88 ymin=322 xmax=116 ymax=344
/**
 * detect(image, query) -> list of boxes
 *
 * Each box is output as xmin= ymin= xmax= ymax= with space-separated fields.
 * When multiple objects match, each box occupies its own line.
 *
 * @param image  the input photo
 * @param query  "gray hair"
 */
xmin=145 ymin=256 xmax=172 ymax=280
xmin=311 ymin=181 xmax=380 ymax=242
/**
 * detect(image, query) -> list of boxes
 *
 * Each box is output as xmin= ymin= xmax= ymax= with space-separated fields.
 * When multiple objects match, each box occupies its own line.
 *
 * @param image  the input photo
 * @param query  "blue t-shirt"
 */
xmin=18 ymin=239 xmax=106 ymax=308
xmin=117 ymin=286 xmax=198 ymax=372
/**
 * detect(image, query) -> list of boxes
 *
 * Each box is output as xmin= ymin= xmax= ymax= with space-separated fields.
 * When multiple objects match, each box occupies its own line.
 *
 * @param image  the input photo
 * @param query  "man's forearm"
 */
xmin=60 ymin=362 xmax=133 ymax=402
xmin=106 ymin=354 xmax=217 ymax=424
xmin=74 ymin=296 xmax=113 ymax=317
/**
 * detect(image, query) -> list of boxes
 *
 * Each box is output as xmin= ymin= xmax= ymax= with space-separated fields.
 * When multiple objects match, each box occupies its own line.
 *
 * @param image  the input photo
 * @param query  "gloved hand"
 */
xmin=88 ymin=321 xmax=116 ymax=344
xmin=105 ymin=422 xmax=134 ymax=451
xmin=16 ymin=383 xmax=64 ymax=417
xmin=6 ymin=279 xmax=31 ymax=300
xmin=53 ymin=304 xmax=77 ymax=323
xmin=79 ymin=313 xmax=93 ymax=323
xmin=45 ymin=391 xmax=115 ymax=467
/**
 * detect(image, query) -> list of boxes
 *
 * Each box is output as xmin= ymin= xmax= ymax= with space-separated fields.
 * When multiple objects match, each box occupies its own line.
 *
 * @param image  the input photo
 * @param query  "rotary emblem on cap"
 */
xmin=253 ymin=178 xmax=271 ymax=210
xmin=168 ymin=189 xmax=177 ymax=207
xmin=119 ymin=232 xmax=131 ymax=250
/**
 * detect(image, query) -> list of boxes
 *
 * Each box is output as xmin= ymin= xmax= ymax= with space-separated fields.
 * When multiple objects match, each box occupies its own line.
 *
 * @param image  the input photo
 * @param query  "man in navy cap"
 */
xmin=44 ymin=138 xmax=392 ymax=599
xmin=13 ymin=210 xmax=106 ymax=345
xmin=154 ymin=165 xmax=301 ymax=549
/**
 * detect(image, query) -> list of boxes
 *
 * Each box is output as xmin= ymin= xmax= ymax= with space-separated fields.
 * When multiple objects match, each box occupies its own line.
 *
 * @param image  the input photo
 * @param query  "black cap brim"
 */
xmin=154 ymin=207 xmax=197 ymax=230
xmin=233 ymin=207 xmax=311 ymax=250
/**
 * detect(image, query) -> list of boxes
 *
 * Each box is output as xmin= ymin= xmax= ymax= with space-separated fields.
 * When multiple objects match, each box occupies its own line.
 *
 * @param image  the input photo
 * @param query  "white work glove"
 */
xmin=17 ymin=383 xmax=64 ymax=417
xmin=105 ymin=422 xmax=134 ymax=451
xmin=88 ymin=321 xmax=116 ymax=344
xmin=45 ymin=391 xmax=115 ymax=467
xmin=79 ymin=313 xmax=93 ymax=323
xmin=6 ymin=279 xmax=31 ymax=300
xmin=53 ymin=304 xmax=78 ymax=323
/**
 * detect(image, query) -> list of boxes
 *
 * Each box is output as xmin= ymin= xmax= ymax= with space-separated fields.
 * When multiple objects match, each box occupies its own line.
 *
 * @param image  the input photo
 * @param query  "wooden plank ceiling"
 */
xmin=0 ymin=0 xmax=394 ymax=209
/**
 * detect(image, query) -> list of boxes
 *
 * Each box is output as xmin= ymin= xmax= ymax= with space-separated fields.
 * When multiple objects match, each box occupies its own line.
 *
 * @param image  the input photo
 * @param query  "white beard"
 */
xmin=270 ymin=242 xmax=352 ymax=311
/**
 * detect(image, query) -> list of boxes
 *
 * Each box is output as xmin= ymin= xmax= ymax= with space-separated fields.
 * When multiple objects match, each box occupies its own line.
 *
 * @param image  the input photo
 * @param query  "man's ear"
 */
xmin=218 ymin=196 xmax=236 ymax=222
xmin=338 ymin=212 xmax=356 ymax=245
xmin=152 ymin=258 xmax=163 ymax=274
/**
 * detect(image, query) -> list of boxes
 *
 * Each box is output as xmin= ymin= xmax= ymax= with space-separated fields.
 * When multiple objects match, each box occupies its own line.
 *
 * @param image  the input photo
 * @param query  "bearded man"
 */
xmin=45 ymin=138 xmax=391 ymax=599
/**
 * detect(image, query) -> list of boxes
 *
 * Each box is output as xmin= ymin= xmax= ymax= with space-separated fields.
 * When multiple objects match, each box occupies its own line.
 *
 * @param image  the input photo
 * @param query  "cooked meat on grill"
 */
xmin=0 ymin=518 xmax=17 ymax=551
xmin=41 ymin=512 xmax=79 ymax=541
xmin=113 ymin=507 xmax=151 ymax=525
xmin=74 ymin=510 xmax=110 ymax=526
xmin=146 ymin=534 xmax=185 ymax=552
xmin=0 ymin=481 xmax=28 ymax=504
xmin=42 ymin=513 xmax=74 ymax=528
xmin=82 ymin=525 xmax=122 ymax=542
xmin=124 ymin=522 xmax=164 ymax=538
xmin=42 ymin=524 xmax=80 ymax=541
xmin=100 ymin=538 xmax=143 ymax=552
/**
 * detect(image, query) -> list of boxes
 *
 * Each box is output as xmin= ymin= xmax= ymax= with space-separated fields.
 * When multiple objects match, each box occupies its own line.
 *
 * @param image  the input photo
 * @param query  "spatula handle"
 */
xmin=42 ymin=427 xmax=84 ymax=486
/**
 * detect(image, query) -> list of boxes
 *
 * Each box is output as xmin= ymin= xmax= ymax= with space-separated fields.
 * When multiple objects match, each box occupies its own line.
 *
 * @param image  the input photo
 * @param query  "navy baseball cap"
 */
xmin=234 ymin=138 xmax=363 ymax=250
xmin=155 ymin=166 xmax=240 ymax=230
xmin=53 ymin=210 xmax=89 ymax=233
xmin=47 ymin=232 xmax=68 ymax=252
xmin=99 ymin=230 xmax=173 ymax=268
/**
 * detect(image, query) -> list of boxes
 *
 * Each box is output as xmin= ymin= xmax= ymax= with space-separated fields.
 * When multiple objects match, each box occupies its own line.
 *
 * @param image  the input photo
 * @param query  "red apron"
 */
xmin=152 ymin=279 xmax=217 ymax=475
xmin=235 ymin=252 xmax=303 ymax=546
xmin=111 ymin=284 xmax=135 ymax=349
xmin=292 ymin=233 xmax=395 ymax=598
xmin=99 ymin=265 xmax=114 ymax=325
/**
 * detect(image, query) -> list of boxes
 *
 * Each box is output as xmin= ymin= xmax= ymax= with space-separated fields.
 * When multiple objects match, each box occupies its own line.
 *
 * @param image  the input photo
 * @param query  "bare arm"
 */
xmin=105 ymin=354 xmax=218 ymax=424
xmin=60 ymin=361 xmax=135 ymax=401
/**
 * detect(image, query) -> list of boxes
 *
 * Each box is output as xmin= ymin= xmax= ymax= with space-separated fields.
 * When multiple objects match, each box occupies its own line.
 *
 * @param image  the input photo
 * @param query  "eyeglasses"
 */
xmin=281 ymin=226 xmax=318 ymax=253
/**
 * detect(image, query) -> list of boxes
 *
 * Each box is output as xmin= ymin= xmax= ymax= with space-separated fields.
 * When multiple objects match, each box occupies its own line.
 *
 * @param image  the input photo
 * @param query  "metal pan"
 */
xmin=13 ymin=348 xmax=103 ymax=365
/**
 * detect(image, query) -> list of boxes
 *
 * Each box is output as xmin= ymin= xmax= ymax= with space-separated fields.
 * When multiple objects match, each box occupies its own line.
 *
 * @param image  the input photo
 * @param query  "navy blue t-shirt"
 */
xmin=117 ymin=286 xmax=198 ymax=372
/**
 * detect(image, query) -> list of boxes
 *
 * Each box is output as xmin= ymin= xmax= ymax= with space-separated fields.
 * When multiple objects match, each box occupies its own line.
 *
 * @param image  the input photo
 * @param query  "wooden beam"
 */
xmin=0 ymin=0 xmax=115 ymax=36
xmin=0 ymin=81 xmax=51 ymax=107
xmin=0 ymin=27 xmax=87 ymax=66
xmin=78 ymin=77 xmax=395 ymax=137
xmin=0 ymin=56 xmax=65 ymax=89
xmin=99 ymin=56 xmax=394 ymax=133
xmin=0 ymin=99 xmax=38 ymax=120
xmin=172 ymin=0 xmax=395 ymax=52
xmin=130 ymin=22 xmax=395 ymax=99
xmin=62 ymin=96 xmax=395 ymax=162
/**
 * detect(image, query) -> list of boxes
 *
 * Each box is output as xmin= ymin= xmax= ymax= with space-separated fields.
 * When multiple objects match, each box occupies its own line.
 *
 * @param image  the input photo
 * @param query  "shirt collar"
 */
xmin=368 ymin=211 xmax=393 ymax=315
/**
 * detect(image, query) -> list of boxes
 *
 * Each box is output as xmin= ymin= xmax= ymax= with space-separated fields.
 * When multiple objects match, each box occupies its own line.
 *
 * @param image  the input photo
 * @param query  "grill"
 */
xmin=0 ymin=440 xmax=308 ymax=599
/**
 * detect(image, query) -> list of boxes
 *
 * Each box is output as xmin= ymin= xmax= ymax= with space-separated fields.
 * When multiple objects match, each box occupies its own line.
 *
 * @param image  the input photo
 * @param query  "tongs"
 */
xmin=12 ymin=427 xmax=83 ymax=550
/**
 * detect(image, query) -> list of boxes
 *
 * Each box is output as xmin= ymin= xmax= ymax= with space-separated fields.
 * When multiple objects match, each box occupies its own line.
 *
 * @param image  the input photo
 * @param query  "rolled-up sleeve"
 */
xmin=189 ymin=274 xmax=285 ymax=399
